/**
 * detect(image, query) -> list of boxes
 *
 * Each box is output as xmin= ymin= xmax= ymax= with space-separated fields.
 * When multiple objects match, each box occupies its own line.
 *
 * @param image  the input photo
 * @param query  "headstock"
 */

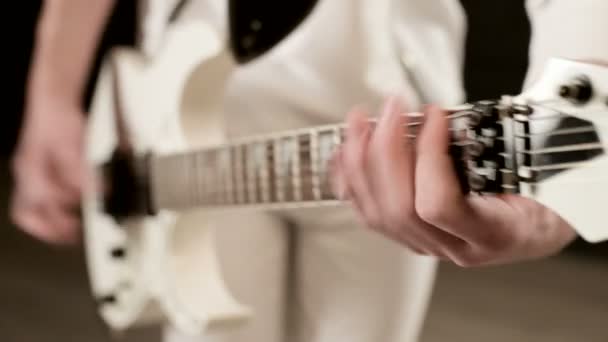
xmin=450 ymin=59 xmax=608 ymax=197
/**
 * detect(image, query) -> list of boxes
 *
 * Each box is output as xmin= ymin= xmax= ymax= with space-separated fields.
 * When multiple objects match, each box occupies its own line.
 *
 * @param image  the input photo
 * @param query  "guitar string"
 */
xmin=165 ymin=158 xmax=492 ymax=207
xmin=168 ymin=147 xmax=603 ymax=207
xmin=170 ymin=157 xmax=604 ymax=209
xmin=162 ymin=127 xmax=603 ymax=187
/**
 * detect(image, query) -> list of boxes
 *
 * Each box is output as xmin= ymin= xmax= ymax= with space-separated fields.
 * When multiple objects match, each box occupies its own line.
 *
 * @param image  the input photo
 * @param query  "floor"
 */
xmin=1 ymin=161 xmax=607 ymax=342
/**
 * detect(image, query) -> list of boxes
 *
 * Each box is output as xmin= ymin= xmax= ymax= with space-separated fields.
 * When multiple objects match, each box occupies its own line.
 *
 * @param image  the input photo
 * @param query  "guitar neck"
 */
xmin=150 ymin=123 xmax=348 ymax=211
xmin=146 ymin=100 xmax=530 ymax=213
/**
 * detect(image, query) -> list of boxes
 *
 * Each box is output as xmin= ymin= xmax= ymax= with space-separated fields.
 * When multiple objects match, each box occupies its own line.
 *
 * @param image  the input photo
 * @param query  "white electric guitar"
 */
xmin=82 ymin=19 xmax=608 ymax=337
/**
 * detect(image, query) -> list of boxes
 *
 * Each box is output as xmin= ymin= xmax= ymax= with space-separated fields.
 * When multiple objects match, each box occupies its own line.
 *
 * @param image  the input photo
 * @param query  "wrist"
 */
xmin=27 ymin=57 xmax=83 ymax=105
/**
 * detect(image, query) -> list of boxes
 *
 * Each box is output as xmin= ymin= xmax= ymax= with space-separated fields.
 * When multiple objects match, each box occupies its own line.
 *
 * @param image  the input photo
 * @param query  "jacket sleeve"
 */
xmin=524 ymin=0 xmax=608 ymax=243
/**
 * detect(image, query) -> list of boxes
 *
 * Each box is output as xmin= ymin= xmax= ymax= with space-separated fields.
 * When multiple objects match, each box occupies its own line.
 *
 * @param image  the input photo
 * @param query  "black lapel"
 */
xmin=228 ymin=0 xmax=319 ymax=64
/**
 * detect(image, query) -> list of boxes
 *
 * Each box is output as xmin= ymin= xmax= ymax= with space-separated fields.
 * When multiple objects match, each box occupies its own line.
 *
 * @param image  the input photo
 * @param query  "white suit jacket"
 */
xmin=137 ymin=0 xmax=608 ymax=242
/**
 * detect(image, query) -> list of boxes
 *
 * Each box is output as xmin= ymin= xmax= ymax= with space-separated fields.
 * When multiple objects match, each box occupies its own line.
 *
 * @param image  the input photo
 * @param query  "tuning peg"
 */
xmin=465 ymin=110 xmax=484 ymax=127
xmin=110 ymin=247 xmax=127 ymax=259
xmin=467 ymin=140 xmax=485 ymax=158
xmin=467 ymin=171 xmax=487 ymax=192
xmin=558 ymin=75 xmax=593 ymax=105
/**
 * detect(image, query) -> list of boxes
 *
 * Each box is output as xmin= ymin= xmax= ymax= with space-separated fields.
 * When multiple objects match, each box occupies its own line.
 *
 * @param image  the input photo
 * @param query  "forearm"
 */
xmin=27 ymin=0 xmax=116 ymax=109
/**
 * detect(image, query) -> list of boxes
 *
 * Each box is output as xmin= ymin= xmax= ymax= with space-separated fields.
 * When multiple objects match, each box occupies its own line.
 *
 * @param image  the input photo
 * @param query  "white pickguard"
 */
xmin=83 ymin=20 xmax=249 ymax=335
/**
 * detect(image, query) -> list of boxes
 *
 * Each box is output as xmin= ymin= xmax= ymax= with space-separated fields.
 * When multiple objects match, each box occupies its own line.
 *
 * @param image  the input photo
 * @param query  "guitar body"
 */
xmin=83 ymin=20 xmax=249 ymax=334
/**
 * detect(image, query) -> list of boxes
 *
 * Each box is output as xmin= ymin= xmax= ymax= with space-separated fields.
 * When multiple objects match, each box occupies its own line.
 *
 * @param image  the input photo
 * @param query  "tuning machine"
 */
xmin=558 ymin=75 xmax=593 ymax=105
xmin=456 ymin=99 xmax=527 ymax=194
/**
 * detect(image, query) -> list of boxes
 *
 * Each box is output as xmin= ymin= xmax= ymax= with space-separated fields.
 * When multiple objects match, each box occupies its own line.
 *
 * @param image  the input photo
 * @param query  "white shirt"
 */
xmin=138 ymin=0 xmax=608 ymax=241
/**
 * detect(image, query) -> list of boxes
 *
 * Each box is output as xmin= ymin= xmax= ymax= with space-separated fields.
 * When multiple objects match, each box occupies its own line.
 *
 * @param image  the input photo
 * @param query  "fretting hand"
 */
xmin=331 ymin=97 xmax=578 ymax=267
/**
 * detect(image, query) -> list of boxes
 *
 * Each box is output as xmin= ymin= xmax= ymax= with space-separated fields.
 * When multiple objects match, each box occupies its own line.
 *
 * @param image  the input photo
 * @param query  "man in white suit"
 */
xmin=10 ymin=0 xmax=608 ymax=341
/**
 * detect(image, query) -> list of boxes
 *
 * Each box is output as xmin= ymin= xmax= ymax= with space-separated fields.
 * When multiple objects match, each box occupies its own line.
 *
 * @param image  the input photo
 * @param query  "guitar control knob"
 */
xmin=559 ymin=75 xmax=593 ymax=105
xmin=110 ymin=247 xmax=126 ymax=259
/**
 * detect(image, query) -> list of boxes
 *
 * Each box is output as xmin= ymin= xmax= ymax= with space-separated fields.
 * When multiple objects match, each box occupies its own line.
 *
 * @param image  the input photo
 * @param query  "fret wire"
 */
xmin=245 ymin=144 xmax=254 ymax=203
xmin=187 ymin=153 xmax=193 ymax=207
xmin=266 ymin=140 xmax=275 ymax=203
xmin=184 ymin=154 xmax=191 ymax=208
xmin=233 ymin=145 xmax=243 ymax=204
xmin=198 ymin=152 xmax=208 ymax=206
xmin=262 ymin=141 xmax=270 ymax=203
xmin=239 ymin=145 xmax=246 ymax=204
xmin=193 ymin=152 xmax=202 ymax=206
xmin=227 ymin=147 xmax=235 ymax=205
xmin=292 ymin=135 xmax=302 ymax=202
xmin=217 ymin=150 xmax=224 ymax=205
xmin=252 ymin=142 xmax=264 ymax=203
xmin=241 ymin=144 xmax=249 ymax=204
xmin=256 ymin=143 xmax=262 ymax=203
xmin=195 ymin=152 xmax=202 ymax=205
xmin=222 ymin=147 xmax=232 ymax=205
xmin=170 ymin=155 xmax=177 ymax=207
xmin=298 ymin=132 xmax=314 ymax=201
xmin=280 ymin=137 xmax=289 ymax=202
xmin=254 ymin=143 xmax=261 ymax=203
xmin=213 ymin=150 xmax=221 ymax=205
xmin=187 ymin=154 xmax=194 ymax=208
xmin=207 ymin=152 xmax=215 ymax=205
xmin=178 ymin=154 xmax=185 ymax=208
xmin=310 ymin=129 xmax=322 ymax=201
xmin=175 ymin=155 xmax=183 ymax=208
xmin=273 ymin=138 xmax=284 ymax=202
xmin=285 ymin=136 xmax=296 ymax=202
xmin=231 ymin=146 xmax=237 ymax=204
xmin=192 ymin=153 xmax=198 ymax=206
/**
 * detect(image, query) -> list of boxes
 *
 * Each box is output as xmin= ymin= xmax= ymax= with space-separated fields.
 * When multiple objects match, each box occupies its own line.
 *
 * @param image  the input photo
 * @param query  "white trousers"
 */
xmin=163 ymin=206 xmax=438 ymax=342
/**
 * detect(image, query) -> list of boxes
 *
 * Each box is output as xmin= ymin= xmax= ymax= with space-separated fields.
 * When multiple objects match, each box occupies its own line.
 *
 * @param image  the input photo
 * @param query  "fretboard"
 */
xmin=150 ymin=124 xmax=347 ymax=211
